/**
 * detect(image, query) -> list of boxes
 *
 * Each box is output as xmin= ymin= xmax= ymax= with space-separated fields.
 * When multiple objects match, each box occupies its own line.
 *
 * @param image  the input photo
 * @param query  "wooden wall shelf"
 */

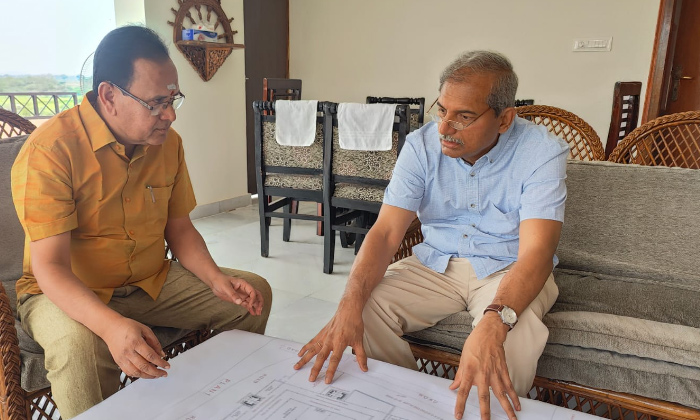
xmin=168 ymin=0 xmax=243 ymax=81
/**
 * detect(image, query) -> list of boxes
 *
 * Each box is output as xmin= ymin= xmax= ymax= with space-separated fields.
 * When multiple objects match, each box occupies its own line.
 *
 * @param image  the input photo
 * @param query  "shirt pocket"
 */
xmin=144 ymin=185 xmax=173 ymax=234
xmin=483 ymin=202 xmax=520 ymax=236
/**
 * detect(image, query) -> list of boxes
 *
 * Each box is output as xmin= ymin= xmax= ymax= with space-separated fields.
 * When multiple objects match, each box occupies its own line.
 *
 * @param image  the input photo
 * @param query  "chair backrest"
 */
xmin=607 ymin=110 xmax=700 ymax=169
xmin=262 ymin=78 xmax=302 ymax=102
xmin=605 ymin=81 xmax=642 ymax=159
xmin=1 ymin=109 xmax=36 ymax=139
xmin=516 ymin=105 xmax=604 ymax=161
xmin=323 ymin=103 xmax=409 ymax=207
xmin=366 ymin=97 xmax=425 ymax=132
xmin=252 ymin=101 xmax=325 ymax=195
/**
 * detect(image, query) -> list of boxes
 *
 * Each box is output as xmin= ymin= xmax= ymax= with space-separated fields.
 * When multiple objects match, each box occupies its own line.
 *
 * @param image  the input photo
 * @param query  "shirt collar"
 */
xmin=480 ymin=118 xmax=515 ymax=164
xmin=79 ymin=92 xmax=118 ymax=152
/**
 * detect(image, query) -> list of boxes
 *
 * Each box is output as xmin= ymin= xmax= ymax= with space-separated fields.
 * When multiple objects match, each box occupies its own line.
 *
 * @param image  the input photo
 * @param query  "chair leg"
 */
xmin=316 ymin=203 xmax=324 ymax=236
xmin=323 ymin=206 xmax=336 ymax=274
xmin=259 ymin=196 xmax=270 ymax=257
xmin=283 ymin=201 xmax=293 ymax=242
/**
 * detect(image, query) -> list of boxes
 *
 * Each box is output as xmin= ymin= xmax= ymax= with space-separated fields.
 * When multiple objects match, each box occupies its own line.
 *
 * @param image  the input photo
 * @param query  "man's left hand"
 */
xmin=449 ymin=314 xmax=520 ymax=420
xmin=207 ymin=274 xmax=264 ymax=316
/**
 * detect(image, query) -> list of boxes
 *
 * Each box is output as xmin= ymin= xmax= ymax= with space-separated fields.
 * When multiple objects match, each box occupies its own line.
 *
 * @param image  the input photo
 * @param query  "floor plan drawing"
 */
xmin=75 ymin=331 xmax=604 ymax=420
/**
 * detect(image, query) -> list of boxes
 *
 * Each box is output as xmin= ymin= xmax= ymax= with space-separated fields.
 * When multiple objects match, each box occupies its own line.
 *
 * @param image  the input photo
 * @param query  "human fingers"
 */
xmin=141 ymin=331 xmax=170 ymax=370
xmin=120 ymin=358 xmax=157 ymax=380
xmin=295 ymin=337 xmax=324 ymax=369
xmin=353 ymin=342 xmax=369 ymax=372
xmin=323 ymin=350 xmax=345 ymax=384
xmin=477 ymin=383 xmax=492 ymax=420
xmin=492 ymin=384 xmax=517 ymax=420
xmin=451 ymin=366 xmax=474 ymax=420
xmin=498 ymin=364 xmax=521 ymax=412
xmin=309 ymin=341 xmax=333 ymax=382
xmin=133 ymin=340 xmax=169 ymax=377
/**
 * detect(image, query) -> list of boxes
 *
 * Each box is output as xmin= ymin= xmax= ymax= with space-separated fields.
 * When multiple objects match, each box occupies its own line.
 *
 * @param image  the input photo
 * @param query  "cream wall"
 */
xmin=143 ymin=0 xmax=249 ymax=209
xmin=289 ymin=0 xmax=660 ymax=146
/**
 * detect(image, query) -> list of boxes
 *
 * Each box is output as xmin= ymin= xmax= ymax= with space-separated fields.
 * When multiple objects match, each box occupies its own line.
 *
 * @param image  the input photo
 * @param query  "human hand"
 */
xmin=293 ymin=301 xmax=367 ymax=384
xmin=102 ymin=317 xmax=170 ymax=379
xmin=208 ymin=274 xmax=264 ymax=315
xmin=449 ymin=315 xmax=520 ymax=420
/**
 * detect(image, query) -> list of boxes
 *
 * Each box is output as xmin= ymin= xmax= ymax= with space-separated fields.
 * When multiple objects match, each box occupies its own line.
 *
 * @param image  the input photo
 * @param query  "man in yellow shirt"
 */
xmin=11 ymin=26 xmax=271 ymax=419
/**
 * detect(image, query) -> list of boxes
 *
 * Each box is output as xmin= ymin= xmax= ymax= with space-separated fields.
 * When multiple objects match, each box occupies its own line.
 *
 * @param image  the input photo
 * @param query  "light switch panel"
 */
xmin=573 ymin=37 xmax=613 ymax=52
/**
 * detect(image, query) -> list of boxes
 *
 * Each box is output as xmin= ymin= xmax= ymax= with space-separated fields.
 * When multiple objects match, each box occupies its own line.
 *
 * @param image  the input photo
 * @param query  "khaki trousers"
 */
xmin=362 ymin=256 xmax=558 ymax=396
xmin=18 ymin=262 xmax=272 ymax=419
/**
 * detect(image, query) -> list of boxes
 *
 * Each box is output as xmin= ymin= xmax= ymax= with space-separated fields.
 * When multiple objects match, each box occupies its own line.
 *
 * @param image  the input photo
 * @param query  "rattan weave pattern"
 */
xmin=0 ymin=109 xmax=36 ymax=139
xmin=516 ymin=105 xmax=605 ymax=161
xmin=607 ymin=110 xmax=700 ymax=168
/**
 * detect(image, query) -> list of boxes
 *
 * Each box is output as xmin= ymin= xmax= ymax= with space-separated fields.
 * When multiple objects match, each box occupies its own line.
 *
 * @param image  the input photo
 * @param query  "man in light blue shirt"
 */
xmin=295 ymin=51 xmax=569 ymax=420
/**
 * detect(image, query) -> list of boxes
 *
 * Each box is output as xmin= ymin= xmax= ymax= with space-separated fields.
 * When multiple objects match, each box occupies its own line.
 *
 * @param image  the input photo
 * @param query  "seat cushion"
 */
xmin=264 ymin=174 xmax=322 ymax=190
xmin=333 ymin=183 xmax=385 ymax=202
xmin=0 ymin=135 xmax=28 ymax=285
xmin=18 ymin=321 xmax=195 ymax=392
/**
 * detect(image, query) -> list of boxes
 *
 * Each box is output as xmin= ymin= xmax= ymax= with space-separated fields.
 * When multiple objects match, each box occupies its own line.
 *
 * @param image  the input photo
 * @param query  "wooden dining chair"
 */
xmin=516 ymin=105 xmax=605 ymax=161
xmin=322 ymin=102 xmax=409 ymax=274
xmin=607 ymin=110 xmax=700 ymax=168
xmin=366 ymin=97 xmax=425 ymax=132
xmin=605 ymin=81 xmax=642 ymax=159
xmin=252 ymin=100 xmax=326 ymax=260
xmin=263 ymin=78 xmax=302 ymax=102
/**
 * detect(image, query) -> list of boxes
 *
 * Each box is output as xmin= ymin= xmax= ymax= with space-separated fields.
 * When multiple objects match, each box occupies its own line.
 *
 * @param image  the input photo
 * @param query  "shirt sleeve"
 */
xmin=167 ymin=134 xmax=197 ymax=218
xmin=519 ymin=140 xmax=568 ymax=222
xmin=11 ymin=142 xmax=78 ymax=241
xmin=383 ymin=135 xmax=426 ymax=212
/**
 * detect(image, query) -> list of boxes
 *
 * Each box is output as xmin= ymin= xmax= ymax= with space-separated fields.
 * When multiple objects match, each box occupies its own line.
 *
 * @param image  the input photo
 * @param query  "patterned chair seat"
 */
xmin=333 ymin=183 xmax=385 ymax=202
xmin=264 ymin=174 xmax=323 ymax=190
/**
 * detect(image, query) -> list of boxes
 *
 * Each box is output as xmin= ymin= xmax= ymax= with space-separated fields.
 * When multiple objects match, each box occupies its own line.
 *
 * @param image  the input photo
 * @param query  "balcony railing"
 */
xmin=0 ymin=92 xmax=79 ymax=119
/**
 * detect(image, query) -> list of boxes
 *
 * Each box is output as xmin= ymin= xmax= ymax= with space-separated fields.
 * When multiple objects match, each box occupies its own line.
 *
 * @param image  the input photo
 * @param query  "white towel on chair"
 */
xmin=275 ymin=100 xmax=319 ymax=146
xmin=338 ymin=103 xmax=397 ymax=150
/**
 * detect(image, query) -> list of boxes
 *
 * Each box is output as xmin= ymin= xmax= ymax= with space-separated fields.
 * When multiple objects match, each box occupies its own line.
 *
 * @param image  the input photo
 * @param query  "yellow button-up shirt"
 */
xmin=11 ymin=94 xmax=197 ymax=303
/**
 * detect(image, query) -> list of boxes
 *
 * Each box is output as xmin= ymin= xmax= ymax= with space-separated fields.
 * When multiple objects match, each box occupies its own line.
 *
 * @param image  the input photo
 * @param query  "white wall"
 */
xmin=114 ymin=0 xmax=145 ymax=26
xmin=143 ymin=0 xmax=249 ymax=208
xmin=289 ymin=0 xmax=660 ymax=146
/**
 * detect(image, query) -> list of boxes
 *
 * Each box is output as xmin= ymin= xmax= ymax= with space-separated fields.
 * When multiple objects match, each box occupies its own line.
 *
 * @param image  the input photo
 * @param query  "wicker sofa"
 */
xmin=0 ymin=130 xmax=211 ymax=420
xmin=401 ymin=160 xmax=700 ymax=420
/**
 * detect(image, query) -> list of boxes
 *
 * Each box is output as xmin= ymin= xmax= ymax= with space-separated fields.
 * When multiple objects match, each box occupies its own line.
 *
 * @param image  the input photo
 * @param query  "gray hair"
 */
xmin=439 ymin=50 xmax=518 ymax=116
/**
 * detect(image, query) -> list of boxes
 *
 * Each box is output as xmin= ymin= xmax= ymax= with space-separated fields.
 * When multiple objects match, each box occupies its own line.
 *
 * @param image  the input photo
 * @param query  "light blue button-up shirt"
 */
xmin=383 ymin=117 xmax=569 ymax=279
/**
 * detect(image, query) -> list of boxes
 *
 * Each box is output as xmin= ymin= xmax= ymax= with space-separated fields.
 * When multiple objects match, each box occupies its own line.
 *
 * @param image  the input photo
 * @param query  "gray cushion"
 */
xmin=403 ymin=160 xmax=700 ymax=408
xmin=559 ymin=160 xmax=700 ymax=291
xmin=19 ymin=324 xmax=194 ymax=392
xmin=0 ymin=135 xmax=27 ymax=286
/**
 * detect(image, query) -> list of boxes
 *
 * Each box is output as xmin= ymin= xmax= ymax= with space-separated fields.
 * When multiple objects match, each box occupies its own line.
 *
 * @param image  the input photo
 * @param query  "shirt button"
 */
xmin=471 ymin=223 xmax=476 ymax=228
xmin=463 ymin=234 xmax=468 ymax=238
xmin=470 ymin=172 xmax=475 ymax=177
xmin=125 ymin=197 xmax=131 ymax=203
xmin=129 ymin=230 xmax=135 ymax=235
xmin=470 ymin=204 xmax=476 ymax=208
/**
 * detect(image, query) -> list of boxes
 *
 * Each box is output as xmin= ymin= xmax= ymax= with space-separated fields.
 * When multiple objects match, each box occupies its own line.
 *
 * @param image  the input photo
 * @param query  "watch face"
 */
xmin=501 ymin=307 xmax=517 ymax=324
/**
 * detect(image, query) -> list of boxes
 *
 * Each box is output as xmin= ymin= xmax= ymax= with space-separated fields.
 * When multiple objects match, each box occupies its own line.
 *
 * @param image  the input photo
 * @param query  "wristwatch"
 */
xmin=483 ymin=304 xmax=518 ymax=330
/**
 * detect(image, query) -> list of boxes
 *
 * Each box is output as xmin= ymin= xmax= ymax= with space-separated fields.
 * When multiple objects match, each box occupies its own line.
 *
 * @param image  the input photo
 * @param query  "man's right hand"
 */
xmin=101 ymin=317 xmax=171 ymax=379
xmin=293 ymin=302 xmax=368 ymax=384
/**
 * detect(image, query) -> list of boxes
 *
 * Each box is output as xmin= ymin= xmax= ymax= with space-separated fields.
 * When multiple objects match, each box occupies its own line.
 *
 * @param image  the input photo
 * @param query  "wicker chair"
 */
xmin=395 ymin=222 xmax=700 ymax=420
xmin=0 ymin=110 xmax=213 ymax=420
xmin=607 ymin=110 xmax=700 ymax=168
xmin=516 ymin=105 xmax=605 ymax=161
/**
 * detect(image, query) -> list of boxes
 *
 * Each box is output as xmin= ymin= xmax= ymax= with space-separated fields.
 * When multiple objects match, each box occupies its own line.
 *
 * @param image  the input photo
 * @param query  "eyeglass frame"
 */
xmin=108 ymin=81 xmax=185 ymax=116
xmin=427 ymin=98 xmax=492 ymax=131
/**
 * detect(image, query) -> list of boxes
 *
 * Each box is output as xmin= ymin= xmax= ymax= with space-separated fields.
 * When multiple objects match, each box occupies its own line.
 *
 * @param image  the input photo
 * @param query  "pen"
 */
xmin=147 ymin=185 xmax=155 ymax=203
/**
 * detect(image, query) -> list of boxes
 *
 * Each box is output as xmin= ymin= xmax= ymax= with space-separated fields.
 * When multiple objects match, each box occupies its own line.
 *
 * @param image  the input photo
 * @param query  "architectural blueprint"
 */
xmin=74 ymin=331 xmax=603 ymax=420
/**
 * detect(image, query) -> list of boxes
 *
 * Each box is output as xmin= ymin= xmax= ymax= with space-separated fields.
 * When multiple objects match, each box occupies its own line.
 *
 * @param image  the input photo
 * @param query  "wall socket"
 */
xmin=573 ymin=37 xmax=613 ymax=52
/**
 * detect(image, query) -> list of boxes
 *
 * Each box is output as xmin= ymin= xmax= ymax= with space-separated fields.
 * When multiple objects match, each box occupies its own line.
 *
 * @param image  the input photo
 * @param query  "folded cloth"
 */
xmin=338 ymin=103 xmax=397 ymax=151
xmin=275 ymin=100 xmax=319 ymax=146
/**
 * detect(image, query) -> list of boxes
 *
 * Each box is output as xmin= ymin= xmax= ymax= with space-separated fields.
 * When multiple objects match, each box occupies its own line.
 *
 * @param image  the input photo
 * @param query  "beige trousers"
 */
xmin=362 ymin=256 xmax=558 ymax=396
xmin=18 ymin=262 xmax=272 ymax=419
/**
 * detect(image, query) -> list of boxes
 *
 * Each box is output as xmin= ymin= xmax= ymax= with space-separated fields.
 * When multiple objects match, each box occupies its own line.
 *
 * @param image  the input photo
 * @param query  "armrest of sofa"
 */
xmin=0 ymin=280 xmax=28 ymax=420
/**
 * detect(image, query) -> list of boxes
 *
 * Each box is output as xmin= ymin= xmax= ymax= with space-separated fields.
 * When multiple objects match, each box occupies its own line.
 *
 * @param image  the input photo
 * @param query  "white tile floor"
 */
xmin=192 ymin=201 xmax=355 ymax=346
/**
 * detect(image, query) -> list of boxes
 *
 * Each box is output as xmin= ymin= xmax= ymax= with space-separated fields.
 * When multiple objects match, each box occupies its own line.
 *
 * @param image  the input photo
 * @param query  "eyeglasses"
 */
xmin=109 ymin=82 xmax=185 ymax=116
xmin=428 ymin=98 xmax=491 ymax=131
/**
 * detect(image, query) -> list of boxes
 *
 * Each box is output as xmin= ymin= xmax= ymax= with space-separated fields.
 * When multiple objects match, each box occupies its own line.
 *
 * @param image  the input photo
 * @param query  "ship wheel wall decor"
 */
xmin=168 ymin=0 xmax=244 ymax=81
